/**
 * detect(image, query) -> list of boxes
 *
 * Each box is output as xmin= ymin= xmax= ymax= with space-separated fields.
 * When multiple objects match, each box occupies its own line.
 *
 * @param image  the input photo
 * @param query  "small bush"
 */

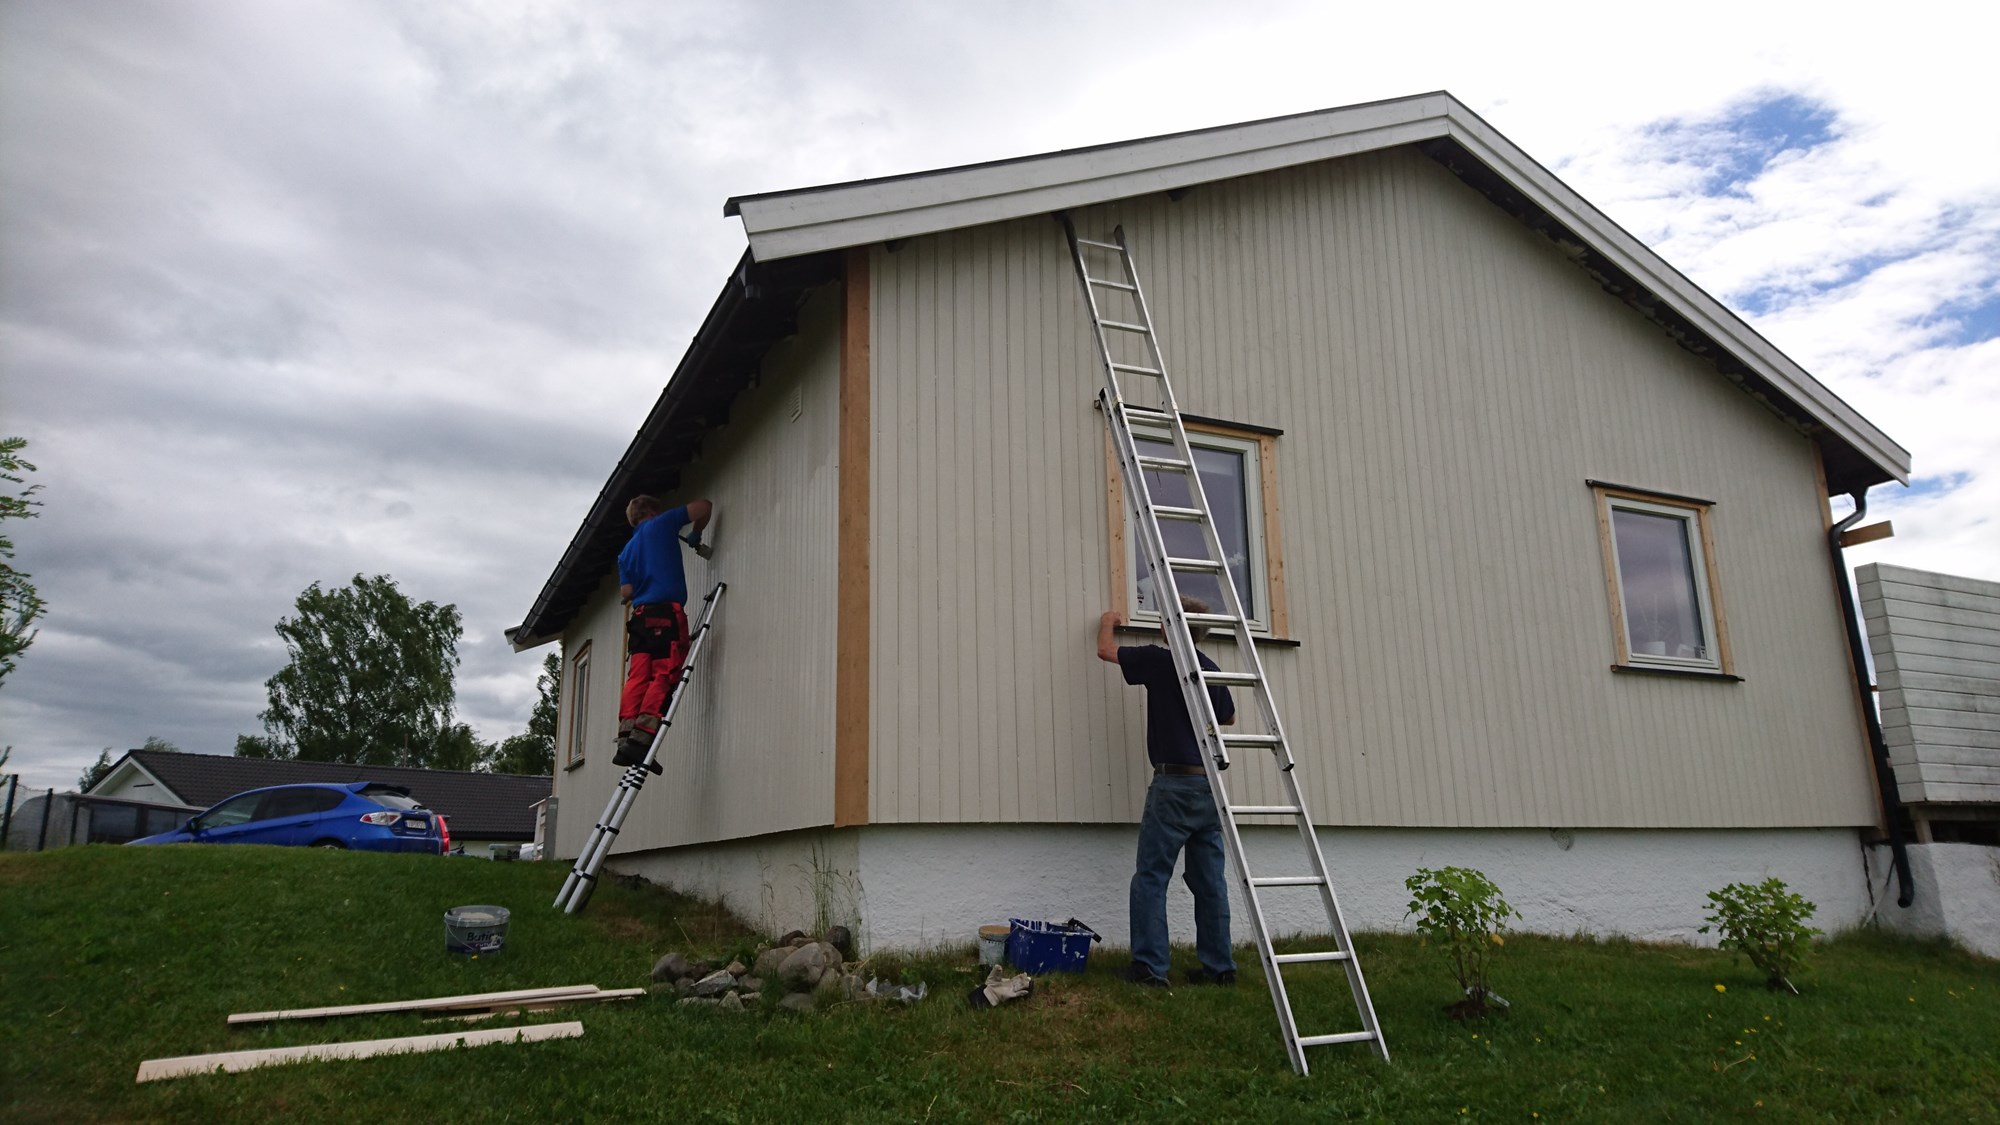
xmin=1700 ymin=877 xmax=1822 ymax=993
xmin=1404 ymin=866 xmax=1519 ymax=1014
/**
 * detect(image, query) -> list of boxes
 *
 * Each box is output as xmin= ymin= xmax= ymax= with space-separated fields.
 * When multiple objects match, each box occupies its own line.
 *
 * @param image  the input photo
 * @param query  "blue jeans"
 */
xmin=1129 ymin=774 xmax=1235 ymax=979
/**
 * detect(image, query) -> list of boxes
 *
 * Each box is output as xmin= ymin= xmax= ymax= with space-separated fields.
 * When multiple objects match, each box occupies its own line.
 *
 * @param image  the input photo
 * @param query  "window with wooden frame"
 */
xmin=1592 ymin=483 xmax=1733 ymax=676
xmin=1108 ymin=419 xmax=1288 ymax=637
xmin=563 ymin=642 xmax=592 ymax=769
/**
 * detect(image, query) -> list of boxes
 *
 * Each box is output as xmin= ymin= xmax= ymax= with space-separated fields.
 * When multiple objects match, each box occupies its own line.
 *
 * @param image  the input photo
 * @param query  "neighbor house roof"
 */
xmin=511 ymin=91 xmax=1909 ymax=648
xmin=88 ymin=749 xmax=551 ymax=841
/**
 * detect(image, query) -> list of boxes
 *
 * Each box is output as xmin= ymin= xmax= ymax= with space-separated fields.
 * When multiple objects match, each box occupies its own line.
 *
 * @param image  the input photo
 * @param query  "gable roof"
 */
xmin=726 ymin=91 xmax=1907 ymax=496
xmin=88 ymin=749 xmax=551 ymax=841
xmin=512 ymin=92 xmax=1909 ymax=648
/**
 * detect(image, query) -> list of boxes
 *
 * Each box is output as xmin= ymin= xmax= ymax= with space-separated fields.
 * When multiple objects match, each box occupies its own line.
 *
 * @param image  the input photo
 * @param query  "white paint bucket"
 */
xmin=977 ymin=924 xmax=1009 ymax=966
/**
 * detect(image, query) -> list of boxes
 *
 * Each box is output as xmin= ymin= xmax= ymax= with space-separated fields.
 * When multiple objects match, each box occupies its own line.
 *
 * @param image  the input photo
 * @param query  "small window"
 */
xmin=564 ymin=642 xmax=592 ymax=768
xmin=1110 ymin=422 xmax=1286 ymax=636
xmin=1593 ymin=484 xmax=1732 ymax=674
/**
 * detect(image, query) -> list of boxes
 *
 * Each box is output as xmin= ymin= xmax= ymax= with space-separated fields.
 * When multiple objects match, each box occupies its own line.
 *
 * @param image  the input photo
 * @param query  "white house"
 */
xmin=510 ymin=93 xmax=1915 ymax=952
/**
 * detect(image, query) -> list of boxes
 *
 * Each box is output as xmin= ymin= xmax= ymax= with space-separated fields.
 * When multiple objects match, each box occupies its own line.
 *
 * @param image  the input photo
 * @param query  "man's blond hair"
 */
xmin=1181 ymin=595 xmax=1213 ymax=642
xmin=625 ymin=494 xmax=664 ymax=526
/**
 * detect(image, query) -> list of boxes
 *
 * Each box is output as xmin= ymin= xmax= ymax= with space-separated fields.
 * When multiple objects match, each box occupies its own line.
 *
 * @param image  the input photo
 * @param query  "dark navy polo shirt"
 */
xmin=1117 ymin=644 xmax=1237 ymax=768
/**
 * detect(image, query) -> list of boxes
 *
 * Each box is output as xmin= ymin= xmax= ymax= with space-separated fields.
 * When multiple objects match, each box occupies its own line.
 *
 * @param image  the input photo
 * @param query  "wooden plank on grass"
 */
xmin=137 ymin=1021 xmax=583 ymax=1083
xmin=227 ymin=985 xmax=602 ymax=1025
xmin=425 ymin=988 xmax=648 ymax=1022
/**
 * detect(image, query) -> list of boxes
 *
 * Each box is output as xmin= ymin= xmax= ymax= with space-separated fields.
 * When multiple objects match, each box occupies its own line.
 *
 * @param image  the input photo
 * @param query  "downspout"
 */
xmin=1828 ymin=490 xmax=1915 ymax=908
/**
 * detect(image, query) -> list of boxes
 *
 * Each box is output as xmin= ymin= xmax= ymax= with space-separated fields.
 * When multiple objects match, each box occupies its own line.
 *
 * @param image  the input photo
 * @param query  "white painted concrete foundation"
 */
xmin=1868 ymin=842 xmax=2000 ymax=960
xmin=609 ymin=823 xmax=1876 ymax=955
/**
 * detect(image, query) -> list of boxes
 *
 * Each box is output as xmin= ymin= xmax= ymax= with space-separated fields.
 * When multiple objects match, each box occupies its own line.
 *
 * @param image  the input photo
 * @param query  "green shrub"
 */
xmin=1404 ymin=866 xmax=1519 ymax=1012
xmin=1700 ymin=877 xmax=1822 ymax=993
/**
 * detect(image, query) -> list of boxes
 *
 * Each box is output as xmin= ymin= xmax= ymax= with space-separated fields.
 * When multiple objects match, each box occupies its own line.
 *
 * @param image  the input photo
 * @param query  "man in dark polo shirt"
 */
xmin=1097 ymin=598 xmax=1238 ymax=987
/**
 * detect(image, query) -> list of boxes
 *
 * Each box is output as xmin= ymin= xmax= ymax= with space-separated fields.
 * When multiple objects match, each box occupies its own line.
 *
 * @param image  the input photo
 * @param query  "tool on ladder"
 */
xmin=553 ymin=581 xmax=727 ymax=915
xmin=1061 ymin=217 xmax=1389 ymax=1074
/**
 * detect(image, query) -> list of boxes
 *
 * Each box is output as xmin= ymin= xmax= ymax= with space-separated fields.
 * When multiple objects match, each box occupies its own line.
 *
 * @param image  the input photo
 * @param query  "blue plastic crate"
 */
xmin=1006 ymin=917 xmax=1102 ymax=974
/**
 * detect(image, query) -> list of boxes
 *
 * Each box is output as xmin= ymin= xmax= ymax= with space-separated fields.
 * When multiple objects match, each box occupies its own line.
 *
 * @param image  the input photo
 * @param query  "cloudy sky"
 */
xmin=3 ymin=1 xmax=1995 ymax=793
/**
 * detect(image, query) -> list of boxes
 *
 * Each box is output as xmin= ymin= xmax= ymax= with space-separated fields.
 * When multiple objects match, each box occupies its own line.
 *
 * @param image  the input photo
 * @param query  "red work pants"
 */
xmin=619 ymin=601 xmax=689 ymax=737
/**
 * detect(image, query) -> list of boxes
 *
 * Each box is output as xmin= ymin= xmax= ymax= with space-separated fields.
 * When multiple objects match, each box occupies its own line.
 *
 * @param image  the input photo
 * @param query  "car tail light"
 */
xmin=438 ymin=814 xmax=451 ymax=855
xmin=358 ymin=811 xmax=400 ymax=826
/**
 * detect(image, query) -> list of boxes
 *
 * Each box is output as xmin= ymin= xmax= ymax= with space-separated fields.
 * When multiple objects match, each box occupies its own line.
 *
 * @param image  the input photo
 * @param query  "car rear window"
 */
xmin=358 ymin=787 xmax=426 ymax=812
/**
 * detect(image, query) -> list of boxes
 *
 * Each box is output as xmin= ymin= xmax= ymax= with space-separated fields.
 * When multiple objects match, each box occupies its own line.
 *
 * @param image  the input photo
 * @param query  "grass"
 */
xmin=2 ymin=845 xmax=1996 ymax=1123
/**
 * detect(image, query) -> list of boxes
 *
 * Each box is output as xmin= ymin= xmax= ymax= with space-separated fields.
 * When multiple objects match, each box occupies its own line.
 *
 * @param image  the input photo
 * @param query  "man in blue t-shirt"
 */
xmin=613 ymin=494 xmax=713 ymax=771
xmin=1097 ymin=599 xmax=1238 ymax=987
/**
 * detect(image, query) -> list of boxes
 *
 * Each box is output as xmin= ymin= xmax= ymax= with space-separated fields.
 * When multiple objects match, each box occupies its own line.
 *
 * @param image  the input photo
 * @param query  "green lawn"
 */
xmin=2 ymin=845 xmax=1994 ymax=1123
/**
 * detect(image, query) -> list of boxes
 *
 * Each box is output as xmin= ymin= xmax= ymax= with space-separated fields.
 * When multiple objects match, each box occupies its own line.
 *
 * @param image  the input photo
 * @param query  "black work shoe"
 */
xmin=613 ymin=737 xmax=659 ymax=772
xmin=1121 ymin=963 xmax=1169 ymax=988
xmin=1184 ymin=968 xmax=1237 ymax=986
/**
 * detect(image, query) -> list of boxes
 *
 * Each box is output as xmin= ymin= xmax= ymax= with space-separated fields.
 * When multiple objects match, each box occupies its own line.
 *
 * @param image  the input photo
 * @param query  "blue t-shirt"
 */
xmin=617 ymin=506 xmax=692 ymax=607
xmin=1118 ymin=644 xmax=1236 ymax=768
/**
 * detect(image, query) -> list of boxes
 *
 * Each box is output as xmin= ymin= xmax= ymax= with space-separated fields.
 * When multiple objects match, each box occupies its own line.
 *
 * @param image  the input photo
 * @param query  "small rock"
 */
xmin=651 ymin=953 xmax=692 ymax=983
xmin=753 ymin=947 xmax=789 ymax=978
xmin=813 ymin=970 xmax=845 ymax=1000
xmin=778 ymin=992 xmax=815 ymax=1013
xmin=725 ymin=960 xmax=748 ymax=977
xmin=676 ymin=997 xmax=722 ymax=1009
xmin=689 ymin=969 xmax=737 ymax=998
xmin=718 ymin=991 xmax=746 ymax=1013
xmin=823 ymin=925 xmax=854 ymax=959
xmin=740 ymin=975 xmax=764 ymax=994
xmin=674 ymin=977 xmax=697 ymax=997
xmin=777 ymin=930 xmax=808 ymax=947
xmin=778 ymin=942 xmax=842 ymax=990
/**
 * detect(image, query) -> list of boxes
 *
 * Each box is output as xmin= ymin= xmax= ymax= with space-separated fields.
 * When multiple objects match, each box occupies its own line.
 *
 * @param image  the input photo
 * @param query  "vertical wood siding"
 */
xmin=869 ymin=146 xmax=1876 ymax=829
xmin=1858 ymin=562 xmax=2000 ymax=804
xmin=556 ymin=288 xmax=842 ymax=859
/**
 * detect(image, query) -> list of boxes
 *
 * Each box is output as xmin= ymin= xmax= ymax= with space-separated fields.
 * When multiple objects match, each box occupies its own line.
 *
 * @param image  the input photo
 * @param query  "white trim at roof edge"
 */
xmin=87 ymin=754 xmax=178 ymax=801
xmin=727 ymin=92 xmax=1909 ymax=487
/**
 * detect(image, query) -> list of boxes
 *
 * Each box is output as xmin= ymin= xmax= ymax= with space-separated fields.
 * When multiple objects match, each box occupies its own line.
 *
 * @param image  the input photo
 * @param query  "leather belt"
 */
xmin=1153 ymin=764 xmax=1206 ymax=777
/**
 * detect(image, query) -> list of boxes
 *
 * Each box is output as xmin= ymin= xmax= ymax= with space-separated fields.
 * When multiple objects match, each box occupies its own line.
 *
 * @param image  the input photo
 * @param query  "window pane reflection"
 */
xmin=1133 ymin=438 xmax=1253 ymax=619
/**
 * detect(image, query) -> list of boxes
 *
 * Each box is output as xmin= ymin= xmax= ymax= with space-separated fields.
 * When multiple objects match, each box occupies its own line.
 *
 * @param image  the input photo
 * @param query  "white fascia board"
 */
xmin=1442 ymin=116 xmax=1912 ymax=486
xmin=90 ymin=757 xmax=173 ymax=800
xmin=732 ymin=91 xmax=1908 ymax=487
xmin=733 ymin=94 xmax=1456 ymax=262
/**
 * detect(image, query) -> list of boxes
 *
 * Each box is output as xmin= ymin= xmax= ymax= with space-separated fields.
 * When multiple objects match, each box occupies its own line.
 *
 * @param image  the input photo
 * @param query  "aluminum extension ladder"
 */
xmin=1062 ymin=219 xmax=1388 ymax=1074
xmin=553 ymin=581 xmax=726 ymax=914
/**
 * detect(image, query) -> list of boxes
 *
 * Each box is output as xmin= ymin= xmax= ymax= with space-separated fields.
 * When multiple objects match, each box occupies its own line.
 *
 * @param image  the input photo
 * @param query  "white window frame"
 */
xmin=563 ymin=642 xmax=592 ymax=768
xmin=1121 ymin=428 xmax=1275 ymax=635
xmin=1593 ymin=485 xmax=1733 ymax=675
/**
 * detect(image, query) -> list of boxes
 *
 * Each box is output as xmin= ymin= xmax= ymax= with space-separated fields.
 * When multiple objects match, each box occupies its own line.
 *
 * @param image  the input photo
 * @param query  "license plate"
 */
xmin=402 ymin=817 xmax=429 ymax=831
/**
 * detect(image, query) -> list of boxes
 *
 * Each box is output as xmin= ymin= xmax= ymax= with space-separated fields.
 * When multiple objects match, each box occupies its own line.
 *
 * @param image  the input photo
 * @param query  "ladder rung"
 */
xmin=1152 ymin=505 xmax=1204 ymax=521
xmin=1183 ymin=611 xmax=1235 ymax=625
xmin=1121 ymin=404 xmax=1174 ymax=423
xmin=1272 ymin=950 xmax=1353 ymax=965
xmin=1136 ymin=456 xmax=1190 ymax=472
xmin=1202 ymin=671 xmax=1260 ymax=686
xmin=1250 ymin=875 xmax=1327 ymax=888
xmin=1076 ymin=237 xmax=1122 ymax=251
xmin=1230 ymin=805 xmax=1302 ymax=816
xmin=1298 ymin=1031 xmax=1378 ymax=1048
xmin=1090 ymin=278 xmax=1138 ymax=291
xmin=1167 ymin=556 xmax=1222 ymax=573
xmin=1109 ymin=362 xmax=1164 ymax=377
xmin=1101 ymin=319 xmax=1150 ymax=333
xmin=1221 ymin=734 xmax=1281 ymax=746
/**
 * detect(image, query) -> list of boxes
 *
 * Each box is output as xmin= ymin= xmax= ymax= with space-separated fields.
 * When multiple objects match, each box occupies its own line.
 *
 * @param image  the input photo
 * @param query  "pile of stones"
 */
xmin=651 ymin=925 xmax=882 ymax=1014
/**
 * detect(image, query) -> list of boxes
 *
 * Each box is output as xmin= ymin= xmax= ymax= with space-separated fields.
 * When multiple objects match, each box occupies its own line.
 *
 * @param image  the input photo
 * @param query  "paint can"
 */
xmin=977 ymin=924 xmax=1010 ymax=967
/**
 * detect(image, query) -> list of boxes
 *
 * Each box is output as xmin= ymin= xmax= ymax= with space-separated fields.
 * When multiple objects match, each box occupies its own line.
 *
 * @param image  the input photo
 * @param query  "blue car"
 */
xmin=128 ymin=782 xmax=449 ymax=854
